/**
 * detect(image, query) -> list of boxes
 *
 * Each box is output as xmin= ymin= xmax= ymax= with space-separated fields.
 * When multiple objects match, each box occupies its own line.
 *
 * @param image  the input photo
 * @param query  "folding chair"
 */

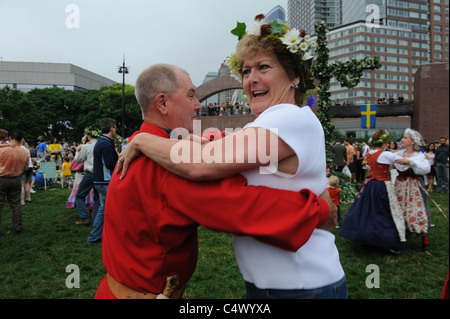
xmin=40 ymin=162 xmax=57 ymax=190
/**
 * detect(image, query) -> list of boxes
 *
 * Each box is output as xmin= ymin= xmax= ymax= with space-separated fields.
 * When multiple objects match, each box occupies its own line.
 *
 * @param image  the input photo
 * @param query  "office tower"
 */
xmin=264 ymin=5 xmax=286 ymax=22
xmin=342 ymin=0 xmax=387 ymax=25
xmin=288 ymin=0 xmax=342 ymax=34
xmin=287 ymin=0 xmax=448 ymax=137
xmin=429 ymin=0 xmax=449 ymax=63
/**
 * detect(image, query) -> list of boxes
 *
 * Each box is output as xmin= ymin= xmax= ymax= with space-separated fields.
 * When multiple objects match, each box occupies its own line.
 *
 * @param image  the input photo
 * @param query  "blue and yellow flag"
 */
xmin=361 ymin=104 xmax=376 ymax=129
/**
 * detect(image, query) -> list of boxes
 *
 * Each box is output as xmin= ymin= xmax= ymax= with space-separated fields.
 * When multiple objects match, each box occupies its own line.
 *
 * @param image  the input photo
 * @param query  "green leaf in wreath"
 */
xmin=231 ymin=22 xmax=247 ymax=41
xmin=270 ymin=21 xmax=285 ymax=37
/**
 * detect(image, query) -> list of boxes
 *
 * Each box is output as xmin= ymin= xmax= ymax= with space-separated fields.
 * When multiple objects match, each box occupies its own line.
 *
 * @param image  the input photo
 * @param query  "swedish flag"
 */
xmin=361 ymin=104 xmax=376 ymax=129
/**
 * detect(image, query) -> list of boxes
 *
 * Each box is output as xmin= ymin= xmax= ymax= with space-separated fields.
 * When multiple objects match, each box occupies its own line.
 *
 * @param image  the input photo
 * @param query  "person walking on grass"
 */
xmin=0 ymin=130 xmax=30 ymax=234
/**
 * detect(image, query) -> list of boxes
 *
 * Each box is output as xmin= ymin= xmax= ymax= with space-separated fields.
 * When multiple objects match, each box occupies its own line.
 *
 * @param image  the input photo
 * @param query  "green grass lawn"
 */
xmin=0 ymin=184 xmax=448 ymax=299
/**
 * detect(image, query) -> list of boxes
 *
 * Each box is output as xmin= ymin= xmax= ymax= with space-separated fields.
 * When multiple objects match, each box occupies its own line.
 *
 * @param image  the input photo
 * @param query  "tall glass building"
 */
xmin=287 ymin=0 xmax=449 ymax=104
xmin=287 ymin=0 xmax=448 ymax=138
xmin=288 ymin=0 xmax=342 ymax=34
xmin=264 ymin=5 xmax=286 ymax=22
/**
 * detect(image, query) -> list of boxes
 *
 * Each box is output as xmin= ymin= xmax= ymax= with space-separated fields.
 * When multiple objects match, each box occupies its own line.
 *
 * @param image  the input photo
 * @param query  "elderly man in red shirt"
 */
xmin=0 ymin=130 xmax=30 ymax=234
xmin=95 ymin=64 xmax=335 ymax=299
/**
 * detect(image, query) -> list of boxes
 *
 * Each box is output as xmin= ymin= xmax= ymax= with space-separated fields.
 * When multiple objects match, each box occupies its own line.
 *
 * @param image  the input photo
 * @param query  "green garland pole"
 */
xmin=311 ymin=21 xmax=381 ymax=164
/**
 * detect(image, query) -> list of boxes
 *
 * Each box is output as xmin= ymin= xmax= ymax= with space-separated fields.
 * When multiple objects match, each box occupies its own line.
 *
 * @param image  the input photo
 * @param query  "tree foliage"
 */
xmin=0 ymin=84 xmax=140 ymax=145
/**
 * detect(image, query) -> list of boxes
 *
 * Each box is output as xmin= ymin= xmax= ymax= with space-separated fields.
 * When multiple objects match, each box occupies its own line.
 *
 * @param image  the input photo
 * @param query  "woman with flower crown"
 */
xmin=393 ymin=128 xmax=432 ymax=255
xmin=116 ymin=15 xmax=346 ymax=299
xmin=339 ymin=130 xmax=408 ymax=254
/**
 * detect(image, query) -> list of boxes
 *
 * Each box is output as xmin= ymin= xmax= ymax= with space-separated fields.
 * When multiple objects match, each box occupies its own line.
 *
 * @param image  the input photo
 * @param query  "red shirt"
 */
xmin=327 ymin=187 xmax=341 ymax=206
xmin=96 ymin=122 xmax=329 ymax=298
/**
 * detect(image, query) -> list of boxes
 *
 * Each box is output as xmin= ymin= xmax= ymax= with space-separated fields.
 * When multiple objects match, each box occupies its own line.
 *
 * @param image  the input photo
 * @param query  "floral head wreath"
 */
xmin=226 ymin=14 xmax=317 ymax=96
xmin=405 ymin=128 xmax=422 ymax=145
xmin=368 ymin=130 xmax=393 ymax=145
xmin=84 ymin=127 xmax=101 ymax=138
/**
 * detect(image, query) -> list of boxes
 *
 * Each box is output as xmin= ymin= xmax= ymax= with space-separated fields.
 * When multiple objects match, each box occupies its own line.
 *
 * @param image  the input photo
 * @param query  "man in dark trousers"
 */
xmin=332 ymin=139 xmax=347 ymax=173
xmin=87 ymin=118 xmax=118 ymax=243
xmin=435 ymin=137 xmax=449 ymax=194
xmin=0 ymin=130 xmax=30 ymax=234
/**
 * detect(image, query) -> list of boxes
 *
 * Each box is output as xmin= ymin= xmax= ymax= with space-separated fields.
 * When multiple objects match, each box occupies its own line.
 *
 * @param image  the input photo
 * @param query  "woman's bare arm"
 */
xmin=116 ymin=127 xmax=295 ymax=181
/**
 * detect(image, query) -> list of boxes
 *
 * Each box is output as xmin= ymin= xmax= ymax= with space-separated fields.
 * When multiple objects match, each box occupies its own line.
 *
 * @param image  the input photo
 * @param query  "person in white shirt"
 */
xmin=74 ymin=132 xmax=99 ymax=226
xmin=394 ymin=129 xmax=432 ymax=255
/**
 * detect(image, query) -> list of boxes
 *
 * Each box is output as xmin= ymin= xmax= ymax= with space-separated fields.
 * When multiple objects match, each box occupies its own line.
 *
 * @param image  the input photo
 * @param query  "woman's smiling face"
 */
xmin=242 ymin=51 xmax=297 ymax=117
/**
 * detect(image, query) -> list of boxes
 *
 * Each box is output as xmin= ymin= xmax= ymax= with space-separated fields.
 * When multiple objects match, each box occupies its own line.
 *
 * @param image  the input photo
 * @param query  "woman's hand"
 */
xmin=396 ymin=158 xmax=411 ymax=165
xmin=115 ymin=137 xmax=143 ymax=179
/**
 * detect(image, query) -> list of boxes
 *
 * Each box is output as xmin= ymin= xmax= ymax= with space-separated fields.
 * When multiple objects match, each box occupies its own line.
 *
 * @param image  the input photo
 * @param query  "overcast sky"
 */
xmin=0 ymin=0 xmax=287 ymax=87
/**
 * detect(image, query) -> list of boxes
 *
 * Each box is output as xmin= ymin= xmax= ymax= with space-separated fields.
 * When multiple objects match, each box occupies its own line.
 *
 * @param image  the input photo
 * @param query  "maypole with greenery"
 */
xmin=311 ymin=21 xmax=381 ymax=164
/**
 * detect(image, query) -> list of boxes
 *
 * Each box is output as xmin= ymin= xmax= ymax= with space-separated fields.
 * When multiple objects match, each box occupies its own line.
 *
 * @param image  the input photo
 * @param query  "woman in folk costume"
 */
xmin=339 ymin=130 xmax=407 ymax=254
xmin=394 ymin=128 xmax=432 ymax=255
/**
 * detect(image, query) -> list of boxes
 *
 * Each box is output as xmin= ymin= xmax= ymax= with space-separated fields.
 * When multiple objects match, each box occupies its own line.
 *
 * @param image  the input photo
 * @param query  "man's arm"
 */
xmin=160 ymin=173 xmax=330 ymax=252
xmin=103 ymin=144 xmax=119 ymax=170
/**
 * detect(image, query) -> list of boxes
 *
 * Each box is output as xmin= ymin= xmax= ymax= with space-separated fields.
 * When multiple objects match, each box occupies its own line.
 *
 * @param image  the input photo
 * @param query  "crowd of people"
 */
xmin=0 ymin=119 xmax=119 ymax=244
xmin=331 ymin=136 xmax=449 ymax=192
xmin=333 ymin=94 xmax=406 ymax=107
xmin=329 ymin=132 xmax=449 ymax=256
xmin=1 ymin=104 xmax=448 ymax=299
xmin=198 ymin=101 xmax=252 ymax=117
xmin=1 ymin=14 xmax=448 ymax=300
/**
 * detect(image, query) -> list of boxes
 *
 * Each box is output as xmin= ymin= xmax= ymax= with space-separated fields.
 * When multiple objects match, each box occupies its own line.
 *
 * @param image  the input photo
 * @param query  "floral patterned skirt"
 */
xmin=394 ymin=177 xmax=430 ymax=235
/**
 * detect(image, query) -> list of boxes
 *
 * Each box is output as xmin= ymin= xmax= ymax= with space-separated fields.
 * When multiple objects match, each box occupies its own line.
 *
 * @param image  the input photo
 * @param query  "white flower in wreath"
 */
xmin=281 ymin=29 xmax=301 ymax=45
xmin=247 ymin=21 xmax=263 ymax=36
xmin=300 ymin=42 xmax=309 ymax=51
xmin=302 ymin=52 xmax=314 ymax=61
xmin=281 ymin=29 xmax=302 ymax=53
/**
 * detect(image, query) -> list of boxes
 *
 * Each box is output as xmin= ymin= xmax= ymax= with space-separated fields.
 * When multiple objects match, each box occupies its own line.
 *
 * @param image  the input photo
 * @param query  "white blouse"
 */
xmin=394 ymin=150 xmax=431 ymax=176
xmin=234 ymin=104 xmax=345 ymax=290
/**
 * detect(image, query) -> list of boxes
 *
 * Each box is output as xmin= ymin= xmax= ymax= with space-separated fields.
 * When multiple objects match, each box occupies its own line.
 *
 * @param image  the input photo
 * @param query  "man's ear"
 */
xmin=154 ymin=93 xmax=168 ymax=115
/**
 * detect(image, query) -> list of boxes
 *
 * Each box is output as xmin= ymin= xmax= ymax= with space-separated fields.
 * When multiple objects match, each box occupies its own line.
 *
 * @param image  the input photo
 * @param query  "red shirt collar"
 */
xmin=131 ymin=122 xmax=170 ymax=140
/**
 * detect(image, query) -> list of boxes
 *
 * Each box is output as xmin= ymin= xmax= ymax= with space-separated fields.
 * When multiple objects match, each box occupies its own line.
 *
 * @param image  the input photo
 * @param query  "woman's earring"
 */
xmin=293 ymin=82 xmax=299 ymax=89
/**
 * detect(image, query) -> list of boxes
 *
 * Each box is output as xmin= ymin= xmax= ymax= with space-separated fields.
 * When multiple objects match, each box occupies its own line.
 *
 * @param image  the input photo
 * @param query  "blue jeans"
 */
xmin=87 ymin=184 xmax=108 ymax=243
xmin=75 ymin=172 xmax=99 ymax=222
xmin=244 ymin=276 xmax=347 ymax=299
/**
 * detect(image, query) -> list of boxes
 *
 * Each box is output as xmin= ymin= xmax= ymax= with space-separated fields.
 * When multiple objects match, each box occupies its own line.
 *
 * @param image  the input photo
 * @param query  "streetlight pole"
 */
xmin=118 ymin=56 xmax=129 ymax=138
